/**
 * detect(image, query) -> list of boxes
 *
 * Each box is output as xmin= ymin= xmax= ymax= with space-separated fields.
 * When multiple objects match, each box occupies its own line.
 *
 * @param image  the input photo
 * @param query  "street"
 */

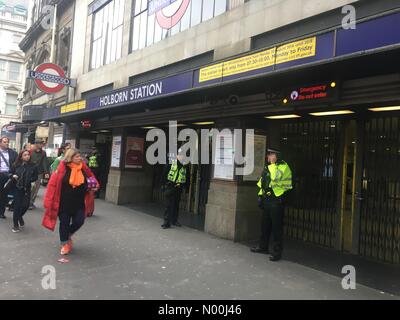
xmin=0 ymin=190 xmax=398 ymax=300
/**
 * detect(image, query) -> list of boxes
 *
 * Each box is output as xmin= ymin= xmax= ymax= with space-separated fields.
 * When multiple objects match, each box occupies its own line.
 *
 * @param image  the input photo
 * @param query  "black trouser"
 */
xmin=13 ymin=188 xmax=30 ymax=228
xmin=164 ymin=186 xmax=182 ymax=225
xmin=58 ymin=208 xmax=85 ymax=244
xmin=259 ymin=196 xmax=285 ymax=257
xmin=0 ymin=173 xmax=10 ymax=216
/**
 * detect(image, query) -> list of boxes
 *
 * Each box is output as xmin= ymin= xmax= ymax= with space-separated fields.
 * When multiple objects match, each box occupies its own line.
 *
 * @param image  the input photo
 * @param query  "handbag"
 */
xmin=3 ymin=177 xmax=15 ymax=193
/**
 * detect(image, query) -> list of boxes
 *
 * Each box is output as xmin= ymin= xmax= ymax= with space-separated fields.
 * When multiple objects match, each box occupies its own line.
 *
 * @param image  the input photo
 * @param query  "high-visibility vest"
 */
xmin=88 ymin=155 xmax=98 ymax=168
xmin=257 ymin=161 xmax=292 ymax=197
xmin=167 ymin=162 xmax=187 ymax=184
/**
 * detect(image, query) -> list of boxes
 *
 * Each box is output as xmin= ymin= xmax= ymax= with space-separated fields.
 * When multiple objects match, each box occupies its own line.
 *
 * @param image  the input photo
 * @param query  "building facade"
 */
xmin=19 ymin=0 xmax=75 ymax=149
xmin=0 ymin=0 xmax=29 ymax=149
xmin=34 ymin=0 xmax=400 ymax=264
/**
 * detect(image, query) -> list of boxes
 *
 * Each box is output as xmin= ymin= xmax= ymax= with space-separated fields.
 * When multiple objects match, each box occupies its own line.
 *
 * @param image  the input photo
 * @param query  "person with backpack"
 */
xmin=0 ymin=137 xmax=18 ymax=219
xmin=29 ymin=139 xmax=50 ymax=210
xmin=10 ymin=150 xmax=38 ymax=233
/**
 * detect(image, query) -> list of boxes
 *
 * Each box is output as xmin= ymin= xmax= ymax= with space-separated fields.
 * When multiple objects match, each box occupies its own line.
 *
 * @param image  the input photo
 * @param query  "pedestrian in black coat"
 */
xmin=10 ymin=150 xmax=38 ymax=232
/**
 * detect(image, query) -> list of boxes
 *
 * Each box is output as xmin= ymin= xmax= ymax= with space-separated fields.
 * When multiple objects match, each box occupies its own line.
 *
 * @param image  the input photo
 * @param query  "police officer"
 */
xmin=161 ymin=149 xmax=188 ymax=229
xmin=251 ymin=148 xmax=293 ymax=261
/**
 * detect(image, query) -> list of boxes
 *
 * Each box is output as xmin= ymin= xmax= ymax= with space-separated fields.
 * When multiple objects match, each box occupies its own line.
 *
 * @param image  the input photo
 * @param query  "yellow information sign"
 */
xmin=198 ymin=36 xmax=317 ymax=83
xmin=61 ymin=100 xmax=86 ymax=114
xmin=199 ymin=48 xmax=276 ymax=83
xmin=275 ymin=37 xmax=316 ymax=65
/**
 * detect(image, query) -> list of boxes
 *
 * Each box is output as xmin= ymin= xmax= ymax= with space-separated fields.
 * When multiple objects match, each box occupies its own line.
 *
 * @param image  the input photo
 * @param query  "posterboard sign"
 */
xmin=243 ymin=135 xmax=267 ymax=182
xmin=79 ymin=139 xmax=95 ymax=156
xmin=111 ymin=136 xmax=122 ymax=168
xmin=125 ymin=137 xmax=145 ymax=169
xmin=213 ymin=131 xmax=235 ymax=180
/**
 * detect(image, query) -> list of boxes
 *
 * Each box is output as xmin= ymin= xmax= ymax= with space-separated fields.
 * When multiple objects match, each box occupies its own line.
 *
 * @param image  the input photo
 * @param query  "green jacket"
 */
xmin=30 ymin=149 xmax=49 ymax=175
xmin=257 ymin=161 xmax=293 ymax=198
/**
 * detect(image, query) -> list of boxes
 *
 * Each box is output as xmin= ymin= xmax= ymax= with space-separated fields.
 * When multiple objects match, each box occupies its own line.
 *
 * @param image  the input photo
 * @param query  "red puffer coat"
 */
xmin=42 ymin=160 xmax=98 ymax=231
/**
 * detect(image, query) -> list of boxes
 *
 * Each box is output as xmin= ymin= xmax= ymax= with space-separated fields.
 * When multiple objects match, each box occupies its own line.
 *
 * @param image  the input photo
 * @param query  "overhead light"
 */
xmin=283 ymin=98 xmax=288 ymax=104
xmin=99 ymin=130 xmax=110 ymax=133
xmin=141 ymin=126 xmax=158 ymax=129
xmin=90 ymin=131 xmax=100 ymax=134
xmin=309 ymin=110 xmax=354 ymax=116
xmin=192 ymin=121 xmax=215 ymax=125
xmin=265 ymin=114 xmax=301 ymax=119
xmin=368 ymin=106 xmax=400 ymax=112
xmin=330 ymin=82 xmax=337 ymax=88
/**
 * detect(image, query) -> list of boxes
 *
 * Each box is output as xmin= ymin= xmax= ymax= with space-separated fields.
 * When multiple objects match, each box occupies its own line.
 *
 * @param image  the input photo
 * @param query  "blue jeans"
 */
xmin=58 ymin=208 xmax=85 ymax=244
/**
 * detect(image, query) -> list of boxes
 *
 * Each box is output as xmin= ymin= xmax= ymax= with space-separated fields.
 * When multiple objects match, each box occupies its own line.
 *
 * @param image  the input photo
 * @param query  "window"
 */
xmin=130 ymin=0 xmax=228 ymax=53
xmin=13 ymin=33 xmax=22 ymax=44
xmin=90 ymin=0 xmax=125 ymax=70
xmin=5 ymin=94 xmax=18 ymax=116
xmin=0 ymin=59 xmax=6 ymax=80
xmin=8 ymin=62 xmax=21 ymax=81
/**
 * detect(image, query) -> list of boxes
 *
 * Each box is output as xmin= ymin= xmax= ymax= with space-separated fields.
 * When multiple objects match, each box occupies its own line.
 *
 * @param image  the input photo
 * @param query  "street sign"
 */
xmin=27 ymin=63 xmax=76 ymax=94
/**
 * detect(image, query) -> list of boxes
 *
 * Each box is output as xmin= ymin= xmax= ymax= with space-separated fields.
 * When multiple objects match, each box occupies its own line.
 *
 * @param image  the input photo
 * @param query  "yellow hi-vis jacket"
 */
xmin=167 ymin=162 xmax=187 ymax=185
xmin=257 ymin=161 xmax=293 ymax=197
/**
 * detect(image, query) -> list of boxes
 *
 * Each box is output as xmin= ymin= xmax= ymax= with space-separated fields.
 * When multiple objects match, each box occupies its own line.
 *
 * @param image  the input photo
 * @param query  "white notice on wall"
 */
xmin=111 ymin=136 xmax=122 ymax=168
xmin=243 ymin=135 xmax=267 ymax=181
xmin=213 ymin=131 xmax=235 ymax=180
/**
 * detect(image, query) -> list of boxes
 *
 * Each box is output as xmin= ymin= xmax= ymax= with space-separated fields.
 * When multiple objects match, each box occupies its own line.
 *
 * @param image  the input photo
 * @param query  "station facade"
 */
xmin=27 ymin=0 xmax=400 ymax=264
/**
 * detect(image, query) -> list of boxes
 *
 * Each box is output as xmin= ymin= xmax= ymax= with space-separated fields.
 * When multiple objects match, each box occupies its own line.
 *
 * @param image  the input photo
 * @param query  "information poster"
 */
xmin=243 ymin=135 xmax=267 ymax=181
xmin=79 ymin=139 xmax=95 ymax=156
xmin=213 ymin=131 xmax=235 ymax=180
xmin=125 ymin=137 xmax=145 ymax=169
xmin=111 ymin=136 xmax=122 ymax=168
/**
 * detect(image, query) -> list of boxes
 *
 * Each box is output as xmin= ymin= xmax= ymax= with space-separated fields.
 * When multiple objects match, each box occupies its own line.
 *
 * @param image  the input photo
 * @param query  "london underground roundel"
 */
xmin=155 ymin=0 xmax=191 ymax=29
xmin=34 ymin=63 xmax=66 ymax=94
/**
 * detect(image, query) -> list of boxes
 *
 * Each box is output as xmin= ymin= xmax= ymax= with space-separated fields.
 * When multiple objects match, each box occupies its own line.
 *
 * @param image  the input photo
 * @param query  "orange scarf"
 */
xmin=67 ymin=162 xmax=84 ymax=188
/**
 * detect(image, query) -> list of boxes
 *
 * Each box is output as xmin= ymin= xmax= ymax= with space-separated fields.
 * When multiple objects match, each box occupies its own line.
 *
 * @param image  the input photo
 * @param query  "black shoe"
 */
xmin=12 ymin=227 xmax=20 ymax=233
xmin=269 ymin=255 xmax=281 ymax=262
xmin=173 ymin=222 xmax=182 ymax=227
xmin=0 ymin=214 xmax=6 ymax=219
xmin=161 ymin=224 xmax=171 ymax=229
xmin=250 ymin=246 xmax=269 ymax=254
xmin=19 ymin=218 xmax=25 ymax=228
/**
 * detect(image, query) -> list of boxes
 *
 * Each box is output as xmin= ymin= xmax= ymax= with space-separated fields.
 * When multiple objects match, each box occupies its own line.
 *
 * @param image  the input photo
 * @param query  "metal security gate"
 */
xmin=359 ymin=116 xmax=400 ymax=264
xmin=280 ymin=120 xmax=342 ymax=248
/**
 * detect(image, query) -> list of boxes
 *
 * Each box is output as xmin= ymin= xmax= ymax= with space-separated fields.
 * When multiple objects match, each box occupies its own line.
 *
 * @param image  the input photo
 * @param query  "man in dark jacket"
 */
xmin=29 ymin=139 xmax=50 ymax=209
xmin=0 ymin=137 xmax=18 ymax=219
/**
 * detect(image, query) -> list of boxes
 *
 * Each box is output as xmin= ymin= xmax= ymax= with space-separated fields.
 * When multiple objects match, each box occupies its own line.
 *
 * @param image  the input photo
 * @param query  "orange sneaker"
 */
xmin=60 ymin=243 xmax=72 ymax=255
xmin=68 ymin=237 xmax=73 ymax=249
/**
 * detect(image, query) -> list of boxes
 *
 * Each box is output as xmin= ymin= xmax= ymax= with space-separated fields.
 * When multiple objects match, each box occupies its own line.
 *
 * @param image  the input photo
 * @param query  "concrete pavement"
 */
xmin=0 ymin=191 xmax=398 ymax=300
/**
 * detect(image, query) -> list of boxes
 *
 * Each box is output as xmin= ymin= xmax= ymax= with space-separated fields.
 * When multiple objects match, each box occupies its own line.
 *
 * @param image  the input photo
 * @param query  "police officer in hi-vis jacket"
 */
xmin=161 ymin=149 xmax=188 ymax=229
xmin=251 ymin=148 xmax=293 ymax=261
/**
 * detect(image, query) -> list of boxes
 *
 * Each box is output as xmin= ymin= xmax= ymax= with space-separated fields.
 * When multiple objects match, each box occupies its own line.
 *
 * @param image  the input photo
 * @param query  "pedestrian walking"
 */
xmin=29 ymin=139 xmax=50 ymax=209
xmin=50 ymin=142 xmax=71 ymax=174
xmin=251 ymin=148 xmax=293 ymax=262
xmin=42 ymin=148 xmax=99 ymax=255
xmin=10 ymin=150 xmax=38 ymax=233
xmin=161 ymin=148 xmax=188 ymax=229
xmin=0 ymin=137 xmax=18 ymax=219
xmin=88 ymin=146 xmax=100 ymax=198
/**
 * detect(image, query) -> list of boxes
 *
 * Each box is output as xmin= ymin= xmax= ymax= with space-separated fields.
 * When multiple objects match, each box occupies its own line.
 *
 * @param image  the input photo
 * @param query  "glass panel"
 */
xmin=134 ymin=0 xmax=142 ymax=15
xmin=146 ymin=13 xmax=155 ymax=47
xmin=9 ymin=62 xmax=21 ymax=81
xmin=138 ymin=12 xmax=147 ymax=49
xmin=153 ymin=17 xmax=162 ymax=44
xmin=214 ymin=0 xmax=227 ymax=17
xmin=0 ymin=60 xmax=7 ymax=80
xmin=180 ymin=1 xmax=191 ymax=32
xmin=5 ymin=94 xmax=17 ymax=115
xmin=131 ymin=14 xmax=140 ymax=51
xmin=190 ymin=0 xmax=202 ymax=27
xmin=202 ymin=0 xmax=214 ymax=22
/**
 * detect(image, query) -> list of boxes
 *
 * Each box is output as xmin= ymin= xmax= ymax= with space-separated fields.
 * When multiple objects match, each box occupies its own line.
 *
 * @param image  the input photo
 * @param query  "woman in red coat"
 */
xmin=43 ymin=148 xmax=99 ymax=255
